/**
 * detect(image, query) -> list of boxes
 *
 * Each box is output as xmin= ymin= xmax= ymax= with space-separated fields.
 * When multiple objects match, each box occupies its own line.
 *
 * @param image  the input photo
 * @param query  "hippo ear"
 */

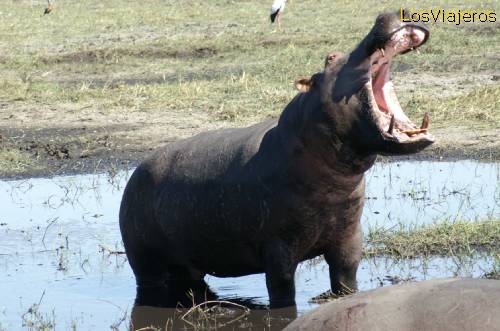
xmin=294 ymin=78 xmax=313 ymax=92
xmin=324 ymin=51 xmax=344 ymax=67
xmin=294 ymin=73 xmax=325 ymax=92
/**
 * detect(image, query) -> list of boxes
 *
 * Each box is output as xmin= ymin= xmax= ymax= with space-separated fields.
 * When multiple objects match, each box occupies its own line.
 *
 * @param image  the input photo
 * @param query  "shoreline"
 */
xmin=1 ymin=143 xmax=498 ymax=180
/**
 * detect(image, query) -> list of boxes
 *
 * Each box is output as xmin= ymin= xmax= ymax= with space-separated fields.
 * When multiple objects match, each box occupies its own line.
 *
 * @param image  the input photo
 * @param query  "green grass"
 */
xmin=0 ymin=0 xmax=498 ymax=124
xmin=404 ymin=85 xmax=500 ymax=129
xmin=365 ymin=219 xmax=500 ymax=258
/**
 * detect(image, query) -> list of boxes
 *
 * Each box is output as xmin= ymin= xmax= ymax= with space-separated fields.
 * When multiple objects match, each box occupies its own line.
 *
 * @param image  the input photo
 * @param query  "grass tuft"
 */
xmin=405 ymin=85 xmax=500 ymax=128
xmin=0 ymin=148 xmax=35 ymax=174
xmin=365 ymin=219 xmax=500 ymax=258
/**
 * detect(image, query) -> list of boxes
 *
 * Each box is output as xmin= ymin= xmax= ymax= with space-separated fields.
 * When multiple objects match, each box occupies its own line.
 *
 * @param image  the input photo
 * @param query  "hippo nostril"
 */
xmin=410 ymin=28 xmax=426 ymax=47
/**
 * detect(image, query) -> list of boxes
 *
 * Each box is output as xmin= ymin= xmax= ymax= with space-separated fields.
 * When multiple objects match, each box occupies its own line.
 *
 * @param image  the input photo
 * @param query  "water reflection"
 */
xmin=130 ymin=277 xmax=296 ymax=330
xmin=364 ymin=160 xmax=499 ymax=228
xmin=131 ymin=305 xmax=296 ymax=330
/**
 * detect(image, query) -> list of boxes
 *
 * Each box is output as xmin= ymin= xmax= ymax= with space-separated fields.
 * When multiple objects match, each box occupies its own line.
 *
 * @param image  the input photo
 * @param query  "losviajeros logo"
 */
xmin=400 ymin=8 xmax=496 ymax=25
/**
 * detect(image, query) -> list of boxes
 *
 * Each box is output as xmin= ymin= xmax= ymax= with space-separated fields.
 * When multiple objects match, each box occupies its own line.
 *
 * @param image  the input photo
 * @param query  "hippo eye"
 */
xmin=366 ymin=24 xmax=432 ymax=142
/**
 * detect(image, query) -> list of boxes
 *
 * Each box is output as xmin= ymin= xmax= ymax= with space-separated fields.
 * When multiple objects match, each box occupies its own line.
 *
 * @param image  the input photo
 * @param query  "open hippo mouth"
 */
xmin=367 ymin=24 xmax=434 ymax=151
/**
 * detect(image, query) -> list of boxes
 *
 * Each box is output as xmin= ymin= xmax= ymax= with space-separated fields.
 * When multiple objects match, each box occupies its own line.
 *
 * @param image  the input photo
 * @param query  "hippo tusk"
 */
xmin=401 ymin=128 xmax=428 ymax=136
xmin=420 ymin=113 xmax=429 ymax=129
xmin=387 ymin=114 xmax=395 ymax=134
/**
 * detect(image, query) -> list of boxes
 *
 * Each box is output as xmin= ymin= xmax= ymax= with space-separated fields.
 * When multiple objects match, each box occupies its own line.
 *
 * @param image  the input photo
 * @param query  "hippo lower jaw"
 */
xmin=367 ymin=24 xmax=434 ymax=154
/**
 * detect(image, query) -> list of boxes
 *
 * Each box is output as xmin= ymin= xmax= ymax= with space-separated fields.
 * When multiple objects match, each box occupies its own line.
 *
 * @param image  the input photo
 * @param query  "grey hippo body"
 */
xmin=284 ymin=278 xmax=500 ymax=331
xmin=120 ymin=12 xmax=434 ymax=307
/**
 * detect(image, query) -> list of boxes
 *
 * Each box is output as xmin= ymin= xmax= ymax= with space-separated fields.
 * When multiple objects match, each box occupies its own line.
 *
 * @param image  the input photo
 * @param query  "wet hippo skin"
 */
xmin=284 ymin=278 xmax=500 ymax=331
xmin=119 ymin=12 xmax=434 ymax=308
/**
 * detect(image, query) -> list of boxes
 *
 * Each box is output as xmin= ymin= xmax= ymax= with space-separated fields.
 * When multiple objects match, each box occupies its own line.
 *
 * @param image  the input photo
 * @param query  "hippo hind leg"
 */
xmin=121 ymin=208 xmax=210 ymax=306
xmin=131 ymin=251 xmax=172 ymax=306
xmin=120 ymin=167 xmax=212 ymax=306
xmin=125 ymin=236 xmax=209 ymax=306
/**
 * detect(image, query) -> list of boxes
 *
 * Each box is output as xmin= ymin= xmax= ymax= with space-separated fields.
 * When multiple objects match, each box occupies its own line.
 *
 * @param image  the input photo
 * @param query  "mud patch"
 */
xmin=31 ymin=142 xmax=70 ymax=160
xmin=54 ymin=67 xmax=245 ymax=88
xmin=0 ymin=125 xmax=142 ymax=178
xmin=261 ymin=35 xmax=334 ymax=48
xmin=190 ymin=47 xmax=218 ymax=57
xmin=395 ymin=72 xmax=499 ymax=98
xmin=40 ymin=46 xmax=218 ymax=64
xmin=5 ymin=127 xmax=109 ymax=160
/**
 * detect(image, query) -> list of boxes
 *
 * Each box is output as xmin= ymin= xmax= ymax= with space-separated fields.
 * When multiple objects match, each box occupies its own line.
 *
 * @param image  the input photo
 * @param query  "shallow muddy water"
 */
xmin=0 ymin=160 xmax=498 ymax=330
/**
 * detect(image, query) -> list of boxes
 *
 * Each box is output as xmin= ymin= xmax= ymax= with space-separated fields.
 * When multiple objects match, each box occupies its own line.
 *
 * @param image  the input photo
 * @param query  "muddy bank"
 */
xmin=0 ymin=116 xmax=498 ymax=179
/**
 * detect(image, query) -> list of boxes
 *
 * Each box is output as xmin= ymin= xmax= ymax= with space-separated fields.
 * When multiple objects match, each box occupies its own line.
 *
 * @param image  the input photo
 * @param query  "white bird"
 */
xmin=43 ymin=0 xmax=53 ymax=15
xmin=270 ymin=0 xmax=286 ymax=30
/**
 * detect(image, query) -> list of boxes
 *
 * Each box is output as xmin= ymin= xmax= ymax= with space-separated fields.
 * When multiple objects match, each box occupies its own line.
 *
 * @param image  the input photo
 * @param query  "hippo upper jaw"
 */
xmin=365 ymin=20 xmax=434 ymax=155
xmin=325 ymin=13 xmax=434 ymax=156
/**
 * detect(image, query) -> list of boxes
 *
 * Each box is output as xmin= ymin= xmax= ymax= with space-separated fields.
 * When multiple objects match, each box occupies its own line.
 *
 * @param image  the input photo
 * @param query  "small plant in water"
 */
xmin=21 ymin=292 xmax=55 ymax=331
xmin=180 ymin=292 xmax=250 ymax=330
xmin=483 ymin=254 xmax=500 ymax=280
xmin=56 ymin=247 xmax=68 ymax=272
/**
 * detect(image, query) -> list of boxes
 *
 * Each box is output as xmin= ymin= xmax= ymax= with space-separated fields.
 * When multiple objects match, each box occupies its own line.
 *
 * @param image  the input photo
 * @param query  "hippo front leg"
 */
xmin=324 ymin=225 xmax=362 ymax=296
xmin=264 ymin=240 xmax=298 ymax=308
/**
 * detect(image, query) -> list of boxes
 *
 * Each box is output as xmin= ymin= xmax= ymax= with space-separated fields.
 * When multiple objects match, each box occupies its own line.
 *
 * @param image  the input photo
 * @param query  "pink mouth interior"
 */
xmin=368 ymin=27 xmax=430 ymax=140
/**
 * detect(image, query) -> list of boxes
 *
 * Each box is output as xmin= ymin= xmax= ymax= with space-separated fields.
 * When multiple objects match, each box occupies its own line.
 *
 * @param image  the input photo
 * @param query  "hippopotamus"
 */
xmin=119 ymin=12 xmax=433 ymax=308
xmin=284 ymin=278 xmax=500 ymax=331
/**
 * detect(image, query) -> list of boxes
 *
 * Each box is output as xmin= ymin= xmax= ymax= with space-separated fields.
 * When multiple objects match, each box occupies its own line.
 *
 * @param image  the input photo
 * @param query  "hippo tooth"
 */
xmin=421 ymin=113 xmax=429 ymax=129
xmin=401 ymin=128 xmax=428 ymax=136
xmin=387 ymin=114 xmax=395 ymax=135
xmin=379 ymin=48 xmax=385 ymax=57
